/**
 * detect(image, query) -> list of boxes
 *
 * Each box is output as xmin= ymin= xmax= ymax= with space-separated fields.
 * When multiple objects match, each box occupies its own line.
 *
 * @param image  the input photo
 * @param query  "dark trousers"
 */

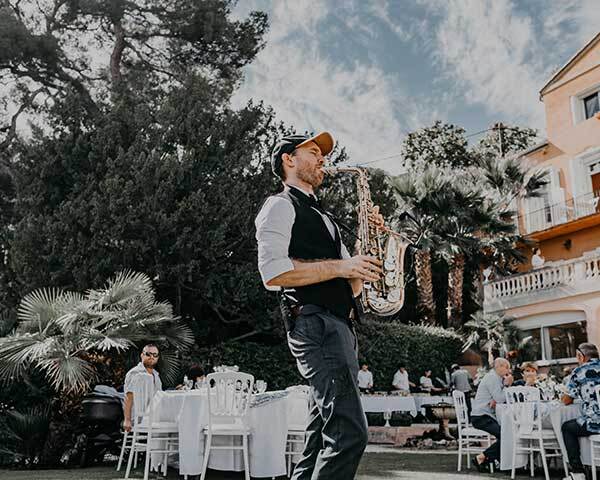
xmin=471 ymin=415 xmax=501 ymax=462
xmin=562 ymin=418 xmax=594 ymax=472
xmin=286 ymin=305 xmax=368 ymax=480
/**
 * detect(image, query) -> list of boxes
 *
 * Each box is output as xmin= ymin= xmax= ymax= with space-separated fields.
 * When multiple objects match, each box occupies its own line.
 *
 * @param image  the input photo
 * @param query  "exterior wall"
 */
xmin=501 ymin=293 xmax=600 ymax=356
xmin=542 ymin=42 xmax=600 ymax=158
xmin=518 ymin=224 xmax=600 ymax=270
xmin=484 ymin=37 xmax=600 ymax=363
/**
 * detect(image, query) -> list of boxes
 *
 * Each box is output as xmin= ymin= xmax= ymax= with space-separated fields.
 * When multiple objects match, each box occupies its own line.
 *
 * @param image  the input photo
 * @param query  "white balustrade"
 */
xmin=484 ymin=254 xmax=600 ymax=310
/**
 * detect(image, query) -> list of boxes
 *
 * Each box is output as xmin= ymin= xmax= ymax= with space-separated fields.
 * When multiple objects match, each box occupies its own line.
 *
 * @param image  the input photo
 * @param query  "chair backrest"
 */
xmin=452 ymin=390 xmax=469 ymax=431
xmin=505 ymin=386 xmax=540 ymax=404
xmin=130 ymin=376 xmax=157 ymax=425
xmin=505 ymin=386 xmax=541 ymax=433
xmin=205 ymin=372 xmax=254 ymax=426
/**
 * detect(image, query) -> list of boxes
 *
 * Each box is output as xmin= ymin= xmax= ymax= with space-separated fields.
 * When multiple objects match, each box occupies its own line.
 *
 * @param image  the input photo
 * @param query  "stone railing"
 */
xmin=484 ymin=252 xmax=600 ymax=312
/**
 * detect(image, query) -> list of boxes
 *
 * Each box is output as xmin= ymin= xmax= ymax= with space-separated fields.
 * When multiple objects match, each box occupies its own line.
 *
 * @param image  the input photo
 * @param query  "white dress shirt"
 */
xmin=392 ymin=369 xmax=410 ymax=391
xmin=357 ymin=369 xmax=373 ymax=389
xmin=255 ymin=185 xmax=351 ymax=290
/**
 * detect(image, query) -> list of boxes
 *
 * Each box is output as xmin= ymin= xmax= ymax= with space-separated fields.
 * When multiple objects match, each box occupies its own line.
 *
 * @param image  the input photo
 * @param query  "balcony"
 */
xmin=483 ymin=252 xmax=600 ymax=313
xmin=520 ymin=190 xmax=600 ymax=240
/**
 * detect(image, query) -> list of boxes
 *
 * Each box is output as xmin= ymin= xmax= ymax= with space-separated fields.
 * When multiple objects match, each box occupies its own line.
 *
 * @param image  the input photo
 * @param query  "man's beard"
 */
xmin=297 ymin=164 xmax=323 ymax=188
xmin=143 ymin=360 xmax=155 ymax=369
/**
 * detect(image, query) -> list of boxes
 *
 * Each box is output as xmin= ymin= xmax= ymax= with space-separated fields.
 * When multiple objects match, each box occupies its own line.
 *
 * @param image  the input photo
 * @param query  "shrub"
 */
xmin=187 ymin=320 xmax=462 ymax=392
xmin=357 ymin=320 xmax=463 ymax=391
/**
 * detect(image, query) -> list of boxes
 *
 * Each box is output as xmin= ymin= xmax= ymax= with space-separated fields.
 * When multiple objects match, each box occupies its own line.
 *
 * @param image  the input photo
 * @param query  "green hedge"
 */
xmin=356 ymin=321 xmax=463 ymax=391
xmin=185 ymin=341 xmax=303 ymax=391
xmin=187 ymin=321 xmax=462 ymax=392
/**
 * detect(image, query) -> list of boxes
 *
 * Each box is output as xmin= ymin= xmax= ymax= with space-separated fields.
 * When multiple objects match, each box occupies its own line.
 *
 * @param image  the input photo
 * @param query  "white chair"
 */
xmin=589 ymin=384 xmax=600 ymax=480
xmin=117 ymin=379 xmax=155 ymax=472
xmin=505 ymin=386 xmax=567 ymax=480
xmin=200 ymin=372 xmax=254 ymax=480
xmin=124 ymin=390 xmax=179 ymax=480
xmin=285 ymin=386 xmax=311 ymax=477
xmin=452 ymin=390 xmax=495 ymax=472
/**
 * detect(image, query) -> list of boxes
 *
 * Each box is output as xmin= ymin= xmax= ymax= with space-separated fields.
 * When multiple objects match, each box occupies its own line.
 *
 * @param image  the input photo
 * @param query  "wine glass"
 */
xmin=256 ymin=380 xmax=267 ymax=394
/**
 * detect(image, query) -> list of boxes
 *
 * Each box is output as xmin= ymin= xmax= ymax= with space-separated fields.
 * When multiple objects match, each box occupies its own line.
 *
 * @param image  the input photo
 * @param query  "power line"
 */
xmin=340 ymin=124 xmax=527 ymax=167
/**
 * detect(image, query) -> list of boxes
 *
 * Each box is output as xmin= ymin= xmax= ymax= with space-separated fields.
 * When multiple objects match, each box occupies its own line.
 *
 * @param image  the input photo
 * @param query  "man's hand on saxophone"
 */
xmin=336 ymin=255 xmax=383 ymax=282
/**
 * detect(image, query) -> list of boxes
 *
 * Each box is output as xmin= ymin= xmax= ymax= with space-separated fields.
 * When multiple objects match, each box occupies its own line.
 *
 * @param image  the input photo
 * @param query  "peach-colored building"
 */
xmin=483 ymin=33 xmax=600 ymax=367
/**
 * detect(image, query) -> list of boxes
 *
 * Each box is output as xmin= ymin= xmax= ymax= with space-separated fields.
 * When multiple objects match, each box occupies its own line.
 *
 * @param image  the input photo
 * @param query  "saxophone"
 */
xmin=324 ymin=167 xmax=410 ymax=316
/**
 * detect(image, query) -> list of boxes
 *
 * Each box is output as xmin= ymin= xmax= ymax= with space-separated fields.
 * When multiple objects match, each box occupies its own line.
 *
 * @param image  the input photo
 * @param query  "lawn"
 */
xmin=0 ymin=448 xmax=567 ymax=480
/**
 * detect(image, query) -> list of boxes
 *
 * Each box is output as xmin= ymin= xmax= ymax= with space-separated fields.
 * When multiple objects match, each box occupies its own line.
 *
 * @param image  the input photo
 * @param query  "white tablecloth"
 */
xmin=156 ymin=390 xmax=293 ymax=477
xmin=360 ymin=395 xmax=417 ymax=416
xmin=497 ymin=402 xmax=591 ymax=471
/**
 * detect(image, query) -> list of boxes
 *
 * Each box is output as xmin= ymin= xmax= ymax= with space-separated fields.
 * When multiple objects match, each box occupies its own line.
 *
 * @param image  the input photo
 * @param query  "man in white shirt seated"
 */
xmin=357 ymin=363 xmax=374 ymax=394
xmin=123 ymin=344 xmax=162 ymax=432
xmin=392 ymin=364 xmax=415 ymax=393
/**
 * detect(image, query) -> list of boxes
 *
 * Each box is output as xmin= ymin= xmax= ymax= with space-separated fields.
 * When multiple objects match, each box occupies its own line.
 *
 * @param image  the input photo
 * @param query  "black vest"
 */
xmin=278 ymin=187 xmax=356 ymax=320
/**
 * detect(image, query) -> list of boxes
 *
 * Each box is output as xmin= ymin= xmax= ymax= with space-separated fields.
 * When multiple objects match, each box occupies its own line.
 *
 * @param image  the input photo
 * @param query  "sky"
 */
xmin=231 ymin=0 xmax=600 ymax=173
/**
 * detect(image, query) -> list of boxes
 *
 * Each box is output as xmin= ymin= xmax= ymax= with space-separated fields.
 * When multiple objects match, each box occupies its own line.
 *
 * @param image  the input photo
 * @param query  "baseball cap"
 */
xmin=271 ymin=132 xmax=335 ymax=178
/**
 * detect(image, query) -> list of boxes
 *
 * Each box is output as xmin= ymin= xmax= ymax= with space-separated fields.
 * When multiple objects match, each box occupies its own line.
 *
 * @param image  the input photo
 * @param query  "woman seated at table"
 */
xmin=513 ymin=361 xmax=539 ymax=387
xmin=176 ymin=364 xmax=206 ymax=390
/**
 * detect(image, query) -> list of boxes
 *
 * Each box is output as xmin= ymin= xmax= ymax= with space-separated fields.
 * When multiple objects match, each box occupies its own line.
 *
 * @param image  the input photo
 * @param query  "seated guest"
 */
xmin=357 ymin=363 xmax=374 ymax=394
xmin=513 ymin=361 xmax=538 ymax=387
xmin=123 ymin=344 xmax=162 ymax=432
xmin=560 ymin=343 xmax=600 ymax=479
xmin=176 ymin=364 xmax=206 ymax=390
xmin=471 ymin=358 xmax=514 ymax=471
xmin=420 ymin=369 xmax=443 ymax=393
xmin=450 ymin=364 xmax=473 ymax=413
xmin=392 ymin=364 xmax=415 ymax=393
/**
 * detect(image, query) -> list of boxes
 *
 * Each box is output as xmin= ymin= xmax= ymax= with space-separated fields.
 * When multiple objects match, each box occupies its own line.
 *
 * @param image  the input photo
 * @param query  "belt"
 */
xmin=291 ymin=304 xmax=355 ymax=324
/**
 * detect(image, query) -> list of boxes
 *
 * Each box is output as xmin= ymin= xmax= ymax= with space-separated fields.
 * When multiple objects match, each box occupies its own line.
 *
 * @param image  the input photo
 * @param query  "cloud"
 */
xmin=420 ymin=0 xmax=600 ymax=134
xmin=427 ymin=0 xmax=548 ymax=129
xmin=231 ymin=1 xmax=411 ymax=173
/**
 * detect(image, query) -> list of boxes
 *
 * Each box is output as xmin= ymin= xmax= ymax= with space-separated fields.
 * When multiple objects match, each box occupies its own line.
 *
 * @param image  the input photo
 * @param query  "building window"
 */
xmin=584 ymin=92 xmax=600 ymax=120
xmin=520 ymin=321 xmax=587 ymax=362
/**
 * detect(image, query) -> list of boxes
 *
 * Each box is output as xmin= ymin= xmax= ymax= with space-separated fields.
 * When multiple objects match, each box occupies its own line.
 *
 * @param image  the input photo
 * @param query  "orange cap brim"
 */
xmin=295 ymin=131 xmax=335 ymax=156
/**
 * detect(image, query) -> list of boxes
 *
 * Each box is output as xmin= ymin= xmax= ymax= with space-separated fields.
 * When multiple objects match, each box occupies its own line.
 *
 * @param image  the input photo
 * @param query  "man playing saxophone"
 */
xmin=255 ymin=131 xmax=383 ymax=479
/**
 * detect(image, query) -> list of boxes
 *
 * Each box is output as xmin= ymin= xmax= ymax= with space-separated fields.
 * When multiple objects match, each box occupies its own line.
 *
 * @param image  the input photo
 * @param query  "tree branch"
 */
xmin=0 ymin=87 xmax=48 ymax=155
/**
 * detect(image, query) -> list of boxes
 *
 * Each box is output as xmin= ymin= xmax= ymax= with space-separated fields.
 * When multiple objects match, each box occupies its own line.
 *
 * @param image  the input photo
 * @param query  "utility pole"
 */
xmin=495 ymin=122 xmax=505 ymax=158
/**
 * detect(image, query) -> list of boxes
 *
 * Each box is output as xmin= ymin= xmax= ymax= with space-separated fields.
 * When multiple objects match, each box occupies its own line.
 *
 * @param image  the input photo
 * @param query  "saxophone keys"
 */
xmin=385 ymin=272 xmax=396 ymax=286
xmin=384 ymin=259 xmax=396 ymax=271
xmin=387 ymin=289 xmax=401 ymax=302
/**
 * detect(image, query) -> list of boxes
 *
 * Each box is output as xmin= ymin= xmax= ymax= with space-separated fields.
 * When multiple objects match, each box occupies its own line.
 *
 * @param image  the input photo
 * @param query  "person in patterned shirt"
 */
xmin=561 ymin=342 xmax=600 ymax=479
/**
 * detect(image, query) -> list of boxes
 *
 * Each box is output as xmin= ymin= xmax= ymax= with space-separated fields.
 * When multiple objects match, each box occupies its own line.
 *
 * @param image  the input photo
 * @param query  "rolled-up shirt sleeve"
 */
xmin=255 ymin=196 xmax=295 ymax=290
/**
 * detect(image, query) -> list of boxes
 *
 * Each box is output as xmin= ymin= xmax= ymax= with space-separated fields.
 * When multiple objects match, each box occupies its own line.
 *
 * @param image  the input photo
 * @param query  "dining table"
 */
xmin=496 ymin=400 xmax=592 ymax=471
xmin=148 ymin=388 xmax=308 ymax=478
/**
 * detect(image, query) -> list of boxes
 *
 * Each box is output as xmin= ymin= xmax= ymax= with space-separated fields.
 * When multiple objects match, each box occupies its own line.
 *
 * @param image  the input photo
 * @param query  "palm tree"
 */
xmin=389 ymin=163 xmax=456 ymax=324
xmin=440 ymin=154 xmax=547 ymax=328
xmin=0 ymin=270 xmax=195 ymax=394
xmin=463 ymin=310 xmax=520 ymax=366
